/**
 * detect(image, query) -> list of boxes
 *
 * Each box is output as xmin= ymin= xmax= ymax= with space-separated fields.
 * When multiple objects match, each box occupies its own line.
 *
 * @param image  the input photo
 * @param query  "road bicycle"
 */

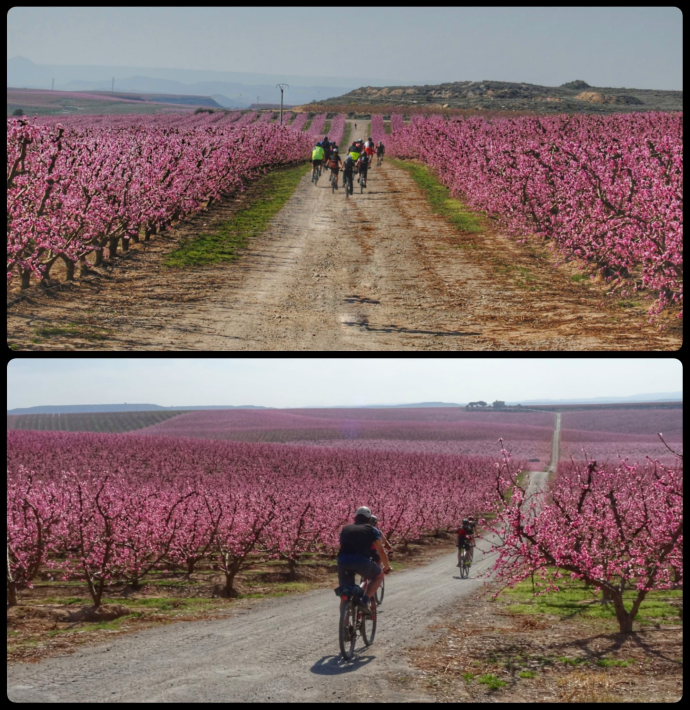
xmin=336 ymin=579 xmax=377 ymax=661
xmin=458 ymin=545 xmax=473 ymax=578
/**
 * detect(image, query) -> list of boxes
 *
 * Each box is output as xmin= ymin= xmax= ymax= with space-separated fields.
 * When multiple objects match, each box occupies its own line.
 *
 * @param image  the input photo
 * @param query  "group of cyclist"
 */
xmin=311 ymin=135 xmax=385 ymax=192
xmin=335 ymin=506 xmax=477 ymax=617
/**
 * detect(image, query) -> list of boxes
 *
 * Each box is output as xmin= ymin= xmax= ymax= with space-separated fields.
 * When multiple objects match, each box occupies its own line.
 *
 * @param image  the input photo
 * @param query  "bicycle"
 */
xmin=359 ymin=571 xmax=384 ymax=605
xmin=344 ymin=172 xmax=354 ymax=198
xmin=377 ymin=152 xmax=383 ymax=167
xmin=336 ymin=579 xmax=377 ymax=661
xmin=458 ymin=545 xmax=473 ymax=578
xmin=311 ymin=163 xmax=322 ymax=185
xmin=359 ymin=170 xmax=367 ymax=193
xmin=330 ymin=170 xmax=339 ymax=193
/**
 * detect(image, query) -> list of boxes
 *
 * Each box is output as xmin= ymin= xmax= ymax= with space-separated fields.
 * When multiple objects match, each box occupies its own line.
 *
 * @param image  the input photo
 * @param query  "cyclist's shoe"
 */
xmin=357 ymin=596 xmax=372 ymax=616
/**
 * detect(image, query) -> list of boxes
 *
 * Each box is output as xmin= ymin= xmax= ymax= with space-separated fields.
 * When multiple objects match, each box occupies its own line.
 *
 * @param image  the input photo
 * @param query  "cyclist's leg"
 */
xmin=337 ymin=564 xmax=357 ymax=612
xmin=360 ymin=559 xmax=383 ymax=600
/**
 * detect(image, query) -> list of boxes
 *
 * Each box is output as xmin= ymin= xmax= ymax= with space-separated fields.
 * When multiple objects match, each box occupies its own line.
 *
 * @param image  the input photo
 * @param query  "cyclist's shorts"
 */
xmin=337 ymin=555 xmax=381 ymax=588
xmin=457 ymin=539 xmax=471 ymax=549
xmin=312 ymin=159 xmax=322 ymax=167
xmin=365 ymin=147 xmax=375 ymax=156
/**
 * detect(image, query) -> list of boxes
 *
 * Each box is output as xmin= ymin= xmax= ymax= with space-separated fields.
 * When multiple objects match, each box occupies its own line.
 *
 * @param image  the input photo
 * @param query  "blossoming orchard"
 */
xmin=6 ymin=404 xmax=683 ymax=634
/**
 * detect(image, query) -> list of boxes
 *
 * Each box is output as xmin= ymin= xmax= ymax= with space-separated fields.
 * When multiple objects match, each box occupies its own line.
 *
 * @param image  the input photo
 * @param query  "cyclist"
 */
xmin=369 ymin=515 xmax=393 ymax=561
xmin=467 ymin=515 xmax=477 ymax=555
xmin=365 ymin=136 xmax=376 ymax=161
xmin=376 ymin=140 xmax=385 ymax=164
xmin=336 ymin=506 xmax=391 ymax=614
xmin=456 ymin=518 xmax=474 ymax=568
xmin=356 ymin=150 xmax=370 ymax=187
xmin=347 ymin=140 xmax=361 ymax=162
xmin=327 ymin=147 xmax=343 ymax=188
xmin=311 ymin=141 xmax=325 ymax=178
xmin=342 ymin=153 xmax=356 ymax=190
xmin=322 ymin=136 xmax=331 ymax=161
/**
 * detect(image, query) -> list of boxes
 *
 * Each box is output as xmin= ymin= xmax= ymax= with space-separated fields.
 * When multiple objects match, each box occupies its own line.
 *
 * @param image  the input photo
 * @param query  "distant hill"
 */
xmin=7 ymin=393 xmax=680 ymax=415
xmin=317 ymin=79 xmax=683 ymax=114
xmin=7 ymin=56 xmax=395 ymax=110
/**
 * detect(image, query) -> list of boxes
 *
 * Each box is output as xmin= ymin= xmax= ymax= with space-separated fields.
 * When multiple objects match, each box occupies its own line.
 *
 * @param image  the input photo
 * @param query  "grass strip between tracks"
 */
xmin=391 ymin=158 xmax=484 ymax=234
xmin=163 ymin=163 xmax=309 ymax=268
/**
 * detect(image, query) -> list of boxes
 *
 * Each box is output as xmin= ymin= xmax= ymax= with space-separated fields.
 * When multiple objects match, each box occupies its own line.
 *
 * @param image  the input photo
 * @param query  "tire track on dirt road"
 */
xmin=8 ymin=467 xmax=553 ymax=703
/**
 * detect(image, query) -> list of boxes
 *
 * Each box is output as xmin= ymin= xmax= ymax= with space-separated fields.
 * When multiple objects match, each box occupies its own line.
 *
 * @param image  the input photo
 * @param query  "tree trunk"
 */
xmin=222 ymin=558 xmax=242 ymax=598
xmin=62 ymin=255 xmax=75 ymax=281
xmin=130 ymin=231 xmax=140 ymax=244
xmin=121 ymin=236 xmax=129 ymax=252
xmin=286 ymin=558 xmax=297 ymax=581
xmin=108 ymin=236 xmax=119 ymax=259
xmin=94 ymin=248 xmax=104 ymax=266
xmin=611 ymin=592 xmax=634 ymax=634
xmin=79 ymin=257 xmax=89 ymax=277
xmin=186 ymin=558 xmax=197 ymax=577
xmin=19 ymin=269 xmax=31 ymax=290
xmin=7 ymin=546 xmax=18 ymax=607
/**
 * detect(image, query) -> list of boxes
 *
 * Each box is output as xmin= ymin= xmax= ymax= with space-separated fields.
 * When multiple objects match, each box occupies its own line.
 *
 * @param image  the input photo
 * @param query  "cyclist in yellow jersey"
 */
xmin=312 ymin=142 xmax=325 ymax=166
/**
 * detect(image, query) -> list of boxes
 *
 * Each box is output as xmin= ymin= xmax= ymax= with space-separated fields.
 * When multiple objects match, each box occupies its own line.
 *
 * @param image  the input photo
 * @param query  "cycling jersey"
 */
xmin=339 ymin=524 xmax=381 ymax=558
xmin=457 ymin=527 xmax=473 ymax=548
xmin=343 ymin=158 xmax=355 ymax=175
xmin=312 ymin=146 xmax=325 ymax=161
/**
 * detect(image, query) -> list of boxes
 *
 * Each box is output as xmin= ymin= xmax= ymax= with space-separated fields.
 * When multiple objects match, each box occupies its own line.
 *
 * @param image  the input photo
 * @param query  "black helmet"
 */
xmin=462 ymin=518 xmax=469 ymax=525
xmin=333 ymin=147 xmax=338 ymax=153
xmin=370 ymin=514 xmax=378 ymax=525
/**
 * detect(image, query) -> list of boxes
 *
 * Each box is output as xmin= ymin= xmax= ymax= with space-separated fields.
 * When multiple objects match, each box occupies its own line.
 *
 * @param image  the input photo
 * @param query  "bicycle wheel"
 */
xmin=360 ymin=175 xmax=364 ymax=193
xmin=361 ymin=596 xmax=377 ymax=646
xmin=339 ymin=600 xmax=357 ymax=661
xmin=459 ymin=550 xmax=468 ymax=578
xmin=375 ymin=574 xmax=384 ymax=605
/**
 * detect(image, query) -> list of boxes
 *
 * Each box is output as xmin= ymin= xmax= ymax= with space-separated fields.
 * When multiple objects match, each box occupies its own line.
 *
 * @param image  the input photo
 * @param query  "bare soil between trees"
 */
xmin=7 ymin=120 xmax=681 ymax=350
xmin=400 ymin=589 xmax=682 ymax=702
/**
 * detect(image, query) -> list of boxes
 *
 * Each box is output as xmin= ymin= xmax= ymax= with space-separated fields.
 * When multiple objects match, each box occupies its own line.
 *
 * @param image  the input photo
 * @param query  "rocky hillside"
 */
xmin=318 ymin=79 xmax=682 ymax=114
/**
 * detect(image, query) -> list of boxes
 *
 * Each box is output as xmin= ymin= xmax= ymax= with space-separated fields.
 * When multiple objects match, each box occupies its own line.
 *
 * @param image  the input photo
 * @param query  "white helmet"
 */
xmin=355 ymin=506 xmax=372 ymax=520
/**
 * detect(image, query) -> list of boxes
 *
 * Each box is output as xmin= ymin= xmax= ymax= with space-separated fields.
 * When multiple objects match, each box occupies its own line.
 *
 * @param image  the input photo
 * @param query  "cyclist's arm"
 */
xmin=373 ymin=539 xmax=390 ymax=572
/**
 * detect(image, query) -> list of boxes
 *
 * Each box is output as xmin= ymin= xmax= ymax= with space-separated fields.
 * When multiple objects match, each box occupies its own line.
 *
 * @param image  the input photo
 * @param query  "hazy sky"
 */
xmin=7 ymin=7 xmax=682 ymax=89
xmin=6 ymin=358 xmax=682 ymax=410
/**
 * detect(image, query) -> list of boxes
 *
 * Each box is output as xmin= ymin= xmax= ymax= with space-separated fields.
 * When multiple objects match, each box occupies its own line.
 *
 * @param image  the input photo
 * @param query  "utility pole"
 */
xmin=112 ymin=77 xmax=115 ymax=94
xmin=51 ymin=78 xmax=55 ymax=91
xmin=276 ymin=84 xmax=289 ymax=125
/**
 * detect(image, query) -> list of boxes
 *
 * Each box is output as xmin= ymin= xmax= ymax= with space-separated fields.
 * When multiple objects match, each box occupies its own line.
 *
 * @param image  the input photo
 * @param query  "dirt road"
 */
xmin=8 ymin=121 xmax=679 ymax=350
xmin=8 ymin=465 xmax=551 ymax=703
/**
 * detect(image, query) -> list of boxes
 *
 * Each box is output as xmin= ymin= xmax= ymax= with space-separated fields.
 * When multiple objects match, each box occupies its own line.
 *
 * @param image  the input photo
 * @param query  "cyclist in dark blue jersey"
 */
xmin=336 ymin=506 xmax=391 ymax=614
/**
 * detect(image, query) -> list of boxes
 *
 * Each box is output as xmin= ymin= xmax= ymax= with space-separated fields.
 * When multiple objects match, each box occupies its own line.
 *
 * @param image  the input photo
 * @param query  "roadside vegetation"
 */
xmin=163 ymin=163 xmax=308 ymax=268
xmin=404 ymin=570 xmax=682 ymax=702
